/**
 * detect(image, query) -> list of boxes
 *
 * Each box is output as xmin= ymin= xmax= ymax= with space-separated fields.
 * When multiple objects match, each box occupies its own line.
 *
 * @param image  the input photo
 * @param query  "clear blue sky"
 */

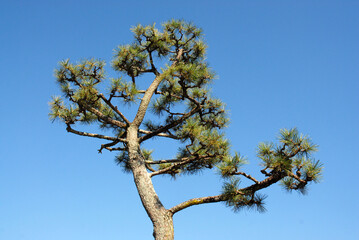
xmin=1 ymin=0 xmax=358 ymax=239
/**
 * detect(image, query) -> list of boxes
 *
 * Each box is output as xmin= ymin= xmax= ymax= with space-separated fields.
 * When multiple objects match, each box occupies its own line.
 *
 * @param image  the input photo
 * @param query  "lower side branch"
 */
xmin=169 ymin=172 xmax=285 ymax=215
xmin=169 ymin=195 xmax=227 ymax=214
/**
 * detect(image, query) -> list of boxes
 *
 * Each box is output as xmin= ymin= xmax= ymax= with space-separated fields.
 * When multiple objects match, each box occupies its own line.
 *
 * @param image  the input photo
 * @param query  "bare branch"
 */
xmin=98 ymin=94 xmax=130 ymax=125
xmin=87 ymin=107 xmax=127 ymax=128
xmin=98 ymin=140 xmax=121 ymax=153
xmin=145 ymin=159 xmax=187 ymax=164
xmin=238 ymin=172 xmax=284 ymax=193
xmin=260 ymin=168 xmax=271 ymax=177
xmin=169 ymin=194 xmax=227 ymax=214
xmin=287 ymin=172 xmax=307 ymax=184
xmin=66 ymin=124 xmax=125 ymax=142
xmin=102 ymin=147 xmax=126 ymax=152
xmin=147 ymin=50 xmax=159 ymax=76
xmin=233 ymin=172 xmax=259 ymax=184
xmin=145 ymin=163 xmax=156 ymax=172
xmin=138 ymin=129 xmax=180 ymax=140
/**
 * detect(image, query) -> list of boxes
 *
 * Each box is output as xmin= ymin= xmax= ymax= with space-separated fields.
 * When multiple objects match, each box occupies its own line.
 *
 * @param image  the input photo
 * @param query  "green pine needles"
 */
xmin=220 ymin=128 xmax=322 ymax=212
xmin=50 ymin=20 xmax=323 ymax=219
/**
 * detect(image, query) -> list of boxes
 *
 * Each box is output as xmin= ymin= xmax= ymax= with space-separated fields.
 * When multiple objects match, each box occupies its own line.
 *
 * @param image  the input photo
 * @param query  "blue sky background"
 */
xmin=1 ymin=0 xmax=358 ymax=239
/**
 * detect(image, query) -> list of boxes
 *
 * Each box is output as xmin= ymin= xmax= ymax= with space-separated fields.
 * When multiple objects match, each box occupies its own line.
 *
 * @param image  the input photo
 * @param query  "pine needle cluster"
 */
xmin=219 ymin=128 xmax=322 ymax=212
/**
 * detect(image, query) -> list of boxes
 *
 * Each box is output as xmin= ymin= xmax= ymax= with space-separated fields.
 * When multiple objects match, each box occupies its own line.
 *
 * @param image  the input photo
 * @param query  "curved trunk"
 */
xmin=127 ymin=127 xmax=174 ymax=240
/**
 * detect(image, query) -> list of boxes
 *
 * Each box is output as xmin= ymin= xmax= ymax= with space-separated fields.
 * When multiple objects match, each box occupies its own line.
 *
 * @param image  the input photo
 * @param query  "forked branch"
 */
xmin=98 ymin=93 xmax=130 ymax=125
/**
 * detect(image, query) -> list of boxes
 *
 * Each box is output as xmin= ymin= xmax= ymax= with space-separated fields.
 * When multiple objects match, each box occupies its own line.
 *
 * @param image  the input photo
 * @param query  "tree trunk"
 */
xmin=152 ymin=211 xmax=174 ymax=240
xmin=127 ymin=127 xmax=174 ymax=240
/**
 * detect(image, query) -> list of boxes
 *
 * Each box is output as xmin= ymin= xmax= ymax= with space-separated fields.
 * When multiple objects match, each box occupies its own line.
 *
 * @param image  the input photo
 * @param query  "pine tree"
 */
xmin=49 ymin=20 xmax=323 ymax=240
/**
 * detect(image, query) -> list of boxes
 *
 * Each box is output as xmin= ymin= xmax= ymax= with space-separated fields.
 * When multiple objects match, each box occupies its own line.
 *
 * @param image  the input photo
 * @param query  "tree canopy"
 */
xmin=50 ymin=20 xmax=323 ymax=239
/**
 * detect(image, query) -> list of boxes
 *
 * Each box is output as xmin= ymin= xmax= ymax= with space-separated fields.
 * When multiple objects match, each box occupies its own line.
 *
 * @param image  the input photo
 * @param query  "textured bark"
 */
xmin=121 ymin=50 xmax=185 ymax=240
xmin=152 ymin=211 xmax=174 ymax=240
xmin=127 ymin=126 xmax=174 ymax=240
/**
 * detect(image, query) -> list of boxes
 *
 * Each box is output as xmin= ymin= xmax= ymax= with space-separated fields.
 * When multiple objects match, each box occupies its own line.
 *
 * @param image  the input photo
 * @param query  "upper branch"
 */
xmin=98 ymin=94 xmax=130 ymax=125
xmin=149 ymin=157 xmax=194 ymax=177
xmin=139 ymin=105 xmax=200 ymax=142
xmin=138 ymin=129 xmax=180 ymax=140
xmin=149 ymin=155 xmax=212 ymax=177
xmin=147 ymin=50 xmax=159 ymax=76
xmin=233 ymin=172 xmax=259 ymax=184
xmin=87 ymin=107 xmax=127 ymax=128
xmin=238 ymin=172 xmax=284 ymax=193
xmin=131 ymin=49 xmax=184 ymax=128
xmin=145 ymin=159 xmax=187 ymax=164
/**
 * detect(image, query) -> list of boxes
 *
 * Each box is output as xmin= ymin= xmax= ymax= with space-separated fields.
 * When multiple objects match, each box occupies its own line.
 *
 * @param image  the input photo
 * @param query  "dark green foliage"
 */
xmin=109 ymin=77 xmax=140 ymax=103
xmin=115 ymin=151 xmax=131 ymax=173
xmin=218 ymin=153 xmax=247 ymax=178
xmin=222 ymin=178 xmax=267 ymax=213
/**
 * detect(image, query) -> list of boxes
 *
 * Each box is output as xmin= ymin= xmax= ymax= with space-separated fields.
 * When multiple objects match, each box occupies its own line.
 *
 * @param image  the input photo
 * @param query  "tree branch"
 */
xmin=145 ymin=159 xmax=187 ymax=164
xmin=169 ymin=171 xmax=285 ymax=214
xmin=233 ymin=172 xmax=259 ymax=184
xmin=169 ymin=194 xmax=227 ymax=214
xmin=147 ymin=50 xmax=159 ymax=76
xmin=98 ymin=94 xmax=130 ymax=125
xmin=87 ymin=106 xmax=127 ymax=128
xmin=138 ymin=129 xmax=180 ymax=140
xmin=287 ymin=171 xmax=307 ymax=184
xmin=239 ymin=172 xmax=284 ymax=193
xmin=139 ymin=106 xmax=200 ymax=142
xmin=132 ymin=49 xmax=184 ymax=128
xmin=102 ymin=146 xmax=126 ymax=152
xmin=98 ymin=140 xmax=121 ymax=153
xmin=66 ymin=124 xmax=125 ymax=142
xmin=149 ymin=156 xmax=212 ymax=177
